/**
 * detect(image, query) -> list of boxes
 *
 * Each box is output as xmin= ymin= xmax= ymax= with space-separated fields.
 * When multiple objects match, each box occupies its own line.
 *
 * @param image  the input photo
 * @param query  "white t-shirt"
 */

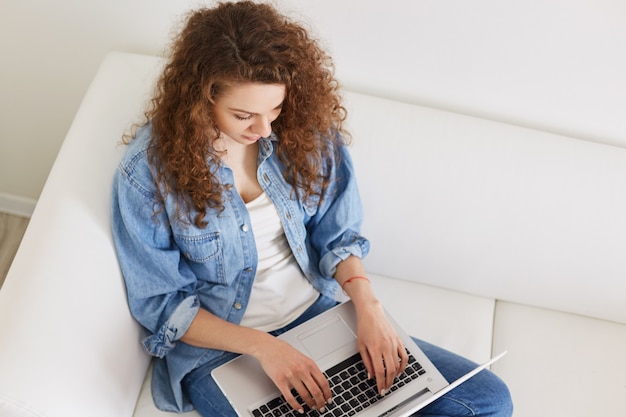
xmin=239 ymin=192 xmax=319 ymax=332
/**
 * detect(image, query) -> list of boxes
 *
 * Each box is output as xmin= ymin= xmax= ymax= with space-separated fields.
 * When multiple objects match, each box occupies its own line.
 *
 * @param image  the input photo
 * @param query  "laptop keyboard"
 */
xmin=250 ymin=351 xmax=426 ymax=417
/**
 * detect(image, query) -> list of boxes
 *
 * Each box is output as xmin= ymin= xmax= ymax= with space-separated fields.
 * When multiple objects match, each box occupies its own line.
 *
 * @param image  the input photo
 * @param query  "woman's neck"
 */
xmin=216 ymin=137 xmax=262 ymax=203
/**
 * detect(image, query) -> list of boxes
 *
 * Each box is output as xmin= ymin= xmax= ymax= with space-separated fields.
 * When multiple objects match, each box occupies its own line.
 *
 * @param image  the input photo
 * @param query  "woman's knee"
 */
xmin=475 ymin=369 xmax=513 ymax=416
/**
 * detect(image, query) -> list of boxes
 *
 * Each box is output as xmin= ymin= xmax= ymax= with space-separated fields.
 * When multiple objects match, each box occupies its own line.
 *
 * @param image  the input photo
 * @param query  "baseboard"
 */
xmin=0 ymin=193 xmax=37 ymax=218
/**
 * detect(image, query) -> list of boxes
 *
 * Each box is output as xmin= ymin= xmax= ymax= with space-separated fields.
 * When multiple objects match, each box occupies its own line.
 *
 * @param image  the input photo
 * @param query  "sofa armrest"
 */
xmin=0 ymin=52 xmax=160 ymax=417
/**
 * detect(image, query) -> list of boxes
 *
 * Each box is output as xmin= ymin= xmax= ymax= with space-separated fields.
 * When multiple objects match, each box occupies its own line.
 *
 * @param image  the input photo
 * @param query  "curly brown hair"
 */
xmin=140 ymin=1 xmax=348 ymax=227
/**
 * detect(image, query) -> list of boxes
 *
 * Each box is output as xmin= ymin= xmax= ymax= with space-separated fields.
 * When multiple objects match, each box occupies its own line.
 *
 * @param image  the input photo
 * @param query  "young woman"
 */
xmin=111 ymin=2 xmax=513 ymax=416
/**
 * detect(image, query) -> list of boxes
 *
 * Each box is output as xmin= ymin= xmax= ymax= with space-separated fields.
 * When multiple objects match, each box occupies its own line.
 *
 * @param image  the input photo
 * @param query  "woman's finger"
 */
xmin=301 ymin=373 xmax=331 ymax=412
xmin=278 ymin=381 xmax=305 ymax=414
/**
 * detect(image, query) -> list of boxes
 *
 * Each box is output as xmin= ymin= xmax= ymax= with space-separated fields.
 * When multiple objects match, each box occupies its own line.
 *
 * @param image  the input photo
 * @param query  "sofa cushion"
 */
xmin=492 ymin=301 xmax=626 ymax=417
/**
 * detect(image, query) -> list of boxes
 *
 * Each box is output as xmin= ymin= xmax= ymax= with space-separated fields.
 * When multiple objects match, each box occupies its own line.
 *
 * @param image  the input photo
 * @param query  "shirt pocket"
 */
xmin=175 ymin=231 xmax=226 ymax=284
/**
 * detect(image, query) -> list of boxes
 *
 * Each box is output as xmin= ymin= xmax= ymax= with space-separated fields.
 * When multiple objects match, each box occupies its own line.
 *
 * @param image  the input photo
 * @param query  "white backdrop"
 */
xmin=1 ymin=0 xmax=625 ymax=204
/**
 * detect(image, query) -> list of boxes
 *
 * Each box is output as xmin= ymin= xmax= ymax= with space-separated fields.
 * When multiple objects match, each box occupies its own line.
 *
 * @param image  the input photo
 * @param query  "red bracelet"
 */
xmin=341 ymin=276 xmax=370 ymax=292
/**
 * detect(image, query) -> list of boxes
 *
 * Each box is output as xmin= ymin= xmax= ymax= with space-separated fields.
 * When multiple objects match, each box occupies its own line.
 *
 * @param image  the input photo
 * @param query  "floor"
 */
xmin=0 ymin=212 xmax=29 ymax=289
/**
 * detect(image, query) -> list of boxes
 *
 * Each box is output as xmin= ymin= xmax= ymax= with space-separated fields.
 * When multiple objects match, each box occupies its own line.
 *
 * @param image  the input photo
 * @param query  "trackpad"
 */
xmin=297 ymin=315 xmax=357 ymax=360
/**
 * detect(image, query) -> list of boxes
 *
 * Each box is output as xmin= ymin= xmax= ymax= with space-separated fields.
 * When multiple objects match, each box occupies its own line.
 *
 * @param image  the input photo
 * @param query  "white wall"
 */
xmin=1 ymin=0 xmax=625 ymax=206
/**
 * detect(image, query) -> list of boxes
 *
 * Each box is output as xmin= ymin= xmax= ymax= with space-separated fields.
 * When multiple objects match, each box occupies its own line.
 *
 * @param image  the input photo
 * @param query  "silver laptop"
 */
xmin=212 ymin=300 xmax=506 ymax=417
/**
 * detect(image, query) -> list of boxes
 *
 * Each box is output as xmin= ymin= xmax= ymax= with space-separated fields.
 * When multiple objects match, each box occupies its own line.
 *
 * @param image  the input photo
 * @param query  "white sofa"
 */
xmin=1 ymin=51 xmax=625 ymax=417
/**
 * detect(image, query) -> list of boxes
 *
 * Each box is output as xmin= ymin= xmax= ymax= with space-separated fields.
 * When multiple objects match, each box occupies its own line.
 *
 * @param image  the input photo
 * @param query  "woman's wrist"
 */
xmin=245 ymin=330 xmax=280 ymax=359
xmin=341 ymin=277 xmax=381 ymax=310
xmin=334 ymin=255 xmax=381 ymax=310
xmin=341 ymin=275 xmax=370 ymax=293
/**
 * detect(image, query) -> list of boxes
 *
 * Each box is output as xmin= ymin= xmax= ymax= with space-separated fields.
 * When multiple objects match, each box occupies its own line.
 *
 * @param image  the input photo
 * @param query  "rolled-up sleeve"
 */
xmin=319 ymin=230 xmax=369 ymax=277
xmin=141 ymin=295 xmax=199 ymax=357
xmin=308 ymin=141 xmax=370 ymax=278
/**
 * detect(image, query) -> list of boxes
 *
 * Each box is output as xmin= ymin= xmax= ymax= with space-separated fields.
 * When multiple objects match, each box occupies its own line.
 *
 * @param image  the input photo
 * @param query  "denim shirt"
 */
xmin=110 ymin=124 xmax=369 ymax=412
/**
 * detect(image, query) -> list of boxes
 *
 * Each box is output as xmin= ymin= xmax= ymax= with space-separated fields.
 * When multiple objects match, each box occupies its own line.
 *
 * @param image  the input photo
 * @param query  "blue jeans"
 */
xmin=182 ymin=296 xmax=513 ymax=417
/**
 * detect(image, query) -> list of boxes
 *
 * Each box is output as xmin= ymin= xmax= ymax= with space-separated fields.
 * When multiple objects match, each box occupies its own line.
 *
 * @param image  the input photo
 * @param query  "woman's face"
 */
xmin=213 ymin=82 xmax=286 ymax=146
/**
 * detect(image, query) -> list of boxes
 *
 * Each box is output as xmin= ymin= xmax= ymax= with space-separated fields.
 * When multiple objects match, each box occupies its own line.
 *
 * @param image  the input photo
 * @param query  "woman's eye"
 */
xmin=235 ymin=114 xmax=253 ymax=121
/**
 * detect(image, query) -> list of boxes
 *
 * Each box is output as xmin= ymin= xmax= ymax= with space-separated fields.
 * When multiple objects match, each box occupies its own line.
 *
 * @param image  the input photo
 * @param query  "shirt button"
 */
xmin=234 ymin=302 xmax=242 ymax=310
xmin=241 ymin=224 xmax=249 ymax=232
xmin=244 ymin=267 xmax=253 ymax=273
xmin=262 ymin=173 xmax=270 ymax=183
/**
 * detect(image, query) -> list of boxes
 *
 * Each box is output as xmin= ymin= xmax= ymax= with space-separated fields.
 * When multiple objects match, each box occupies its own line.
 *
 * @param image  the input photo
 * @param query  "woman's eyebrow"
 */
xmin=228 ymin=103 xmax=283 ymax=115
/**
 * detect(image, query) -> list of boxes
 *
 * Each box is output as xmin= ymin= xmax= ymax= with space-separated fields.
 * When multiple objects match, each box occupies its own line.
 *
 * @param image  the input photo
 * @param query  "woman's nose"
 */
xmin=252 ymin=116 xmax=272 ymax=138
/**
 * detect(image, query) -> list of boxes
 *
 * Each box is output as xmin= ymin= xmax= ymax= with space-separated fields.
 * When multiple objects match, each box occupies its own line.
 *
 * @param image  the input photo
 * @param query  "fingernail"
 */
xmin=320 ymin=407 xmax=326 ymax=413
xmin=298 ymin=409 xmax=304 ymax=414
xmin=380 ymin=389 xmax=387 ymax=396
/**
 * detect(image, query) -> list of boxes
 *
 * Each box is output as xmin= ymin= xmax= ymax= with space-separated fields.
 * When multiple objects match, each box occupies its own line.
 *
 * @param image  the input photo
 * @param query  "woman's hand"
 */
xmin=180 ymin=309 xmax=331 ymax=413
xmin=335 ymin=256 xmax=409 ymax=396
xmin=256 ymin=337 xmax=333 ymax=414
xmin=355 ymin=300 xmax=409 ymax=396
